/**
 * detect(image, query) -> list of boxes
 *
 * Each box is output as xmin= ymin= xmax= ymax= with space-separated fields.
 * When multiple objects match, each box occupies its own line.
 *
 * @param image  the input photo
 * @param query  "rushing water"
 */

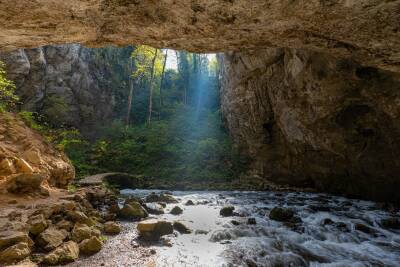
xmin=74 ymin=189 xmax=400 ymax=267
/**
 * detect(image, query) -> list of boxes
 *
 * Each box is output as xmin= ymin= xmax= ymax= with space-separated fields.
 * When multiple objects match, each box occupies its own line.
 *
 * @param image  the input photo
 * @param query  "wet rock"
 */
xmin=0 ymin=242 xmax=31 ymax=265
xmin=71 ymin=223 xmax=99 ymax=243
xmin=78 ymin=236 xmax=102 ymax=255
xmin=269 ymin=207 xmax=294 ymax=222
xmin=6 ymin=173 xmax=45 ymax=194
xmin=245 ymin=259 xmax=258 ymax=267
xmin=103 ymin=221 xmax=121 ymax=235
xmin=220 ymin=206 xmax=235 ymax=217
xmin=335 ymin=222 xmax=349 ymax=232
xmin=231 ymin=220 xmax=240 ymax=226
xmin=170 ymin=206 xmax=183 ymax=215
xmin=119 ymin=202 xmax=148 ymax=220
xmin=145 ymin=193 xmax=178 ymax=203
xmin=381 ymin=217 xmax=400 ymax=230
xmin=355 ymin=223 xmax=376 ymax=234
xmin=28 ymin=214 xmax=47 ymax=235
xmin=247 ymin=218 xmax=257 ymax=225
xmin=322 ymin=218 xmax=334 ymax=225
xmin=0 ymin=231 xmax=33 ymax=251
xmin=209 ymin=230 xmax=232 ymax=242
xmin=36 ymin=227 xmax=68 ymax=251
xmin=42 ymin=241 xmax=79 ymax=265
xmin=137 ymin=219 xmax=173 ymax=241
xmin=185 ymin=200 xmax=195 ymax=206
xmin=173 ymin=221 xmax=192 ymax=234
xmin=144 ymin=203 xmax=164 ymax=215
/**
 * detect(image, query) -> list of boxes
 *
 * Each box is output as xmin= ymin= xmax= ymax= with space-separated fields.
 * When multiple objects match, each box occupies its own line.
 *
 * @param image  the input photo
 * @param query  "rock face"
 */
xmin=0 ymin=1 xmax=399 ymax=73
xmin=219 ymin=49 xmax=400 ymax=202
xmin=0 ymin=45 xmax=133 ymax=135
xmin=0 ymin=113 xmax=74 ymax=189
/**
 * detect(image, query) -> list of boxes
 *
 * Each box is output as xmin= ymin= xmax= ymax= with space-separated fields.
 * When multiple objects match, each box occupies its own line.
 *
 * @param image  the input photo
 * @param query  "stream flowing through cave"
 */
xmin=69 ymin=189 xmax=400 ymax=267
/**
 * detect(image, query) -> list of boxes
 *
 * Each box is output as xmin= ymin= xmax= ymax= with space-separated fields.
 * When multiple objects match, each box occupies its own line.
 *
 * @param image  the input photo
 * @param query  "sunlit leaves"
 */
xmin=0 ymin=61 xmax=18 ymax=112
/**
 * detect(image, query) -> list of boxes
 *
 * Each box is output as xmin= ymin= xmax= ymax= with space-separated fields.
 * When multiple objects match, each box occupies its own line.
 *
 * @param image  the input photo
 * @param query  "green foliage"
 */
xmin=0 ymin=61 xmax=18 ymax=112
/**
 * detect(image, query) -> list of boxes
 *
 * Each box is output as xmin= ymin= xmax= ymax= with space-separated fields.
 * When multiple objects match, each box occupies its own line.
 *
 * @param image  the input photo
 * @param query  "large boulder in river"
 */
xmin=137 ymin=219 xmax=173 ymax=241
xmin=269 ymin=207 xmax=294 ymax=222
xmin=220 ymin=206 xmax=235 ymax=217
xmin=0 ymin=242 xmax=31 ymax=265
xmin=144 ymin=203 xmax=164 ymax=215
xmin=119 ymin=202 xmax=148 ymax=220
xmin=42 ymin=241 xmax=79 ymax=265
xmin=173 ymin=221 xmax=191 ymax=234
xmin=170 ymin=206 xmax=183 ymax=215
xmin=78 ymin=236 xmax=102 ymax=255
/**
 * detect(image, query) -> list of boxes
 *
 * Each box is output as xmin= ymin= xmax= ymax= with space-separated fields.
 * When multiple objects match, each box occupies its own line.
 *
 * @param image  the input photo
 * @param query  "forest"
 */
xmin=0 ymin=47 xmax=248 ymax=189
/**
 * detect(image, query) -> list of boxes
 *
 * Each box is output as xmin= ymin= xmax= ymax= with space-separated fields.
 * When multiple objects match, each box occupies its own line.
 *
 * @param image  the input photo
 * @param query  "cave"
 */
xmin=0 ymin=1 xmax=400 ymax=266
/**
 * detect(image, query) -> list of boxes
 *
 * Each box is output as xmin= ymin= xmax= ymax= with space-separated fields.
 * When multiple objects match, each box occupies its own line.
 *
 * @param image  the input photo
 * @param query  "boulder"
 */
xmin=137 ymin=219 xmax=173 ymax=241
xmin=103 ymin=221 xmax=121 ymax=235
xmin=269 ymin=207 xmax=294 ymax=222
xmin=0 ymin=158 xmax=16 ymax=175
xmin=78 ymin=236 xmax=102 ymax=255
xmin=36 ymin=227 xmax=68 ymax=251
xmin=6 ymin=173 xmax=45 ymax=194
xmin=145 ymin=193 xmax=178 ymax=203
xmin=173 ymin=221 xmax=191 ymax=234
xmin=28 ymin=214 xmax=47 ymax=235
xmin=0 ymin=231 xmax=33 ymax=251
xmin=220 ymin=206 xmax=235 ymax=217
xmin=71 ymin=223 xmax=99 ymax=243
xmin=55 ymin=220 xmax=74 ymax=232
xmin=355 ymin=223 xmax=376 ymax=235
xmin=144 ymin=203 xmax=164 ymax=215
xmin=66 ymin=210 xmax=94 ymax=226
xmin=170 ymin=206 xmax=183 ymax=215
xmin=247 ymin=218 xmax=256 ymax=225
xmin=185 ymin=200 xmax=195 ymax=206
xmin=119 ymin=202 xmax=148 ymax=220
xmin=0 ymin=242 xmax=31 ymax=265
xmin=42 ymin=241 xmax=79 ymax=265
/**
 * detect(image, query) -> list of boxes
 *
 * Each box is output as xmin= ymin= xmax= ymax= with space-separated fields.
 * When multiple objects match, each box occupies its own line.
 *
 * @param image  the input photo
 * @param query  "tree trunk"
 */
xmin=159 ymin=49 xmax=168 ymax=120
xmin=147 ymin=49 xmax=159 ymax=125
xmin=125 ymin=57 xmax=134 ymax=127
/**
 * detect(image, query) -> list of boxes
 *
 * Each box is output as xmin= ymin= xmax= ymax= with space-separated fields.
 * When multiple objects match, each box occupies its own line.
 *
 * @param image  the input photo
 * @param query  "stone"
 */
xmin=269 ymin=207 xmax=294 ymax=222
xmin=22 ymin=150 xmax=42 ymax=164
xmin=173 ymin=221 xmax=191 ymax=234
xmin=0 ymin=242 xmax=31 ymax=265
xmin=42 ymin=241 xmax=79 ymax=265
xmin=247 ymin=218 xmax=256 ymax=225
xmin=355 ymin=223 xmax=376 ymax=235
xmin=137 ymin=219 xmax=173 ymax=241
xmin=381 ymin=217 xmax=400 ymax=230
xmin=71 ymin=223 xmax=99 ymax=243
xmin=28 ymin=214 xmax=48 ymax=235
xmin=78 ymin=236 xmax=102 ymax=255
xmin=66 ymin=210 xmax=92 ymax=225
xmin=144 ymin=203 xmax=164 ymax=215
xmin=185 ymin=200 xmax=195 ymax=206
xmin=6 ymin=173 xmax=45 ymax=194
xmin=0 ymin=231 xmax=33 ymax=251
xmin=0 ymin=158 xmax=16 ymax=175
xmin=145 ymin=193 xmax=178 ymax=204
xmin=220 ymin=206 xmax=234 ymax=217
xmin=103 ymin=221 xmax=121 ymax=235
xmin=14 ymin=158 xmax=33 ymax=174
xmin=36 ymin=227 xmax=68 ymax=251
xmin=170 ymin=206 xmax=183 ymax=215
xmin=55 ymin=220 xmax=74 ymax=232
xmin=119 ymin=202 xmax=148 ymax=220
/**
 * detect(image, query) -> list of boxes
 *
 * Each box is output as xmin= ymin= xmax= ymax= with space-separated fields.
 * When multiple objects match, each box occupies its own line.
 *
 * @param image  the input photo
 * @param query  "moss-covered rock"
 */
xmin=269 ymin=207 xmax=294 ymax=222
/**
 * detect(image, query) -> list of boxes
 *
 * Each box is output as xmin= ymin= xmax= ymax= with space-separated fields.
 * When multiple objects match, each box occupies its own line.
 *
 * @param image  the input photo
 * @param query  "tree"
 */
xmin=159 ymin=49 xmax=168 ymax=120
xmin=125 ymin=57 xmax=134 ymax=126
xmin=0 ymin=61 xmax=18 ymax=112
xmin=147 ymin=49 xmax=158 ymax=125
